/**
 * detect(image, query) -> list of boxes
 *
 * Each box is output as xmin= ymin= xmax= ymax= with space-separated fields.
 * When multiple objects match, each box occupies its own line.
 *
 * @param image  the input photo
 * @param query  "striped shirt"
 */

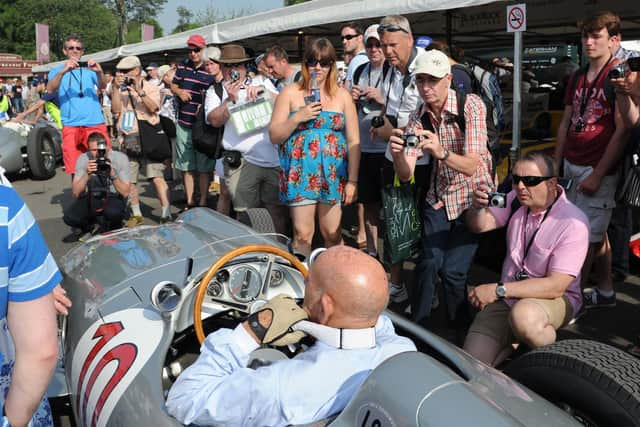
xmin=172 ymin=59 xmax=214 ymax=128
xmin=415 ymin=88 xmax=493 ymax=220
xmin=0 ymin=184 xmax=61 ymax=319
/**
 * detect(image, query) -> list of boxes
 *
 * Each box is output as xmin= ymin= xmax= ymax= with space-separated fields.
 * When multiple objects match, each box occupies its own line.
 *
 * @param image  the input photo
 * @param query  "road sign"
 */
xmin=507 ymin=4 xmax=527 ymax=33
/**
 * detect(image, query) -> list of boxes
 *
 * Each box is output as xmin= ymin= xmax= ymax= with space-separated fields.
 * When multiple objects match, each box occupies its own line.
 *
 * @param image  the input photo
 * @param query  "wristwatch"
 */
xmin=495 ymin=282 xmax=507 ymax=299
xmin=439 ymin=148 xmax=450 ymax=161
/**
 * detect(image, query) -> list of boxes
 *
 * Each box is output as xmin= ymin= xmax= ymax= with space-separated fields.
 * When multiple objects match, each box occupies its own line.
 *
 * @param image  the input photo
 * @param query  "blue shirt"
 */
xmin=48 ymin=65 xmax=104 ymax=126
xmin=166 ymin=315 xmax=415 ymax=426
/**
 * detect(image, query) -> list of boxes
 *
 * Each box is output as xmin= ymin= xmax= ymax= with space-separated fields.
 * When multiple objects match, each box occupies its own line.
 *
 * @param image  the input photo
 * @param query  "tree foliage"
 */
xmin=126 ymin=19 xmax=163 ymax=44
xmin=0 ymin=0 xmax=117 ymax=61
xmin=100 ymin=0 xmax=167 ymax=45
xmin=284 ymin=0 xmax=310 ymax=6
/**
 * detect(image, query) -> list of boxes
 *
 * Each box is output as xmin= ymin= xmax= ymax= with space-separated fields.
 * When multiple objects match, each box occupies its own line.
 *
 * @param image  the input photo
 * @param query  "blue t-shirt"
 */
xmin=48 ymin=65 xmax=105 ymax=126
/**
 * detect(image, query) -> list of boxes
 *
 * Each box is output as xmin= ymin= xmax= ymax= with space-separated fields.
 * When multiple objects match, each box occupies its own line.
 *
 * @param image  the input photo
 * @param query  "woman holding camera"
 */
xmin=270 ymin=38 xmax=360 ymax=258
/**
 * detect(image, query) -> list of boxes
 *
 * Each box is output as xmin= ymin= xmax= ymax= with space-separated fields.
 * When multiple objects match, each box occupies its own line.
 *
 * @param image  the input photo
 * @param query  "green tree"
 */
xmin=284 ymin=0 xmax=310 ymax=5
xmin=100 ymin=0 xmax=167 ymax=46
xmin=126 ymin=19 xmax=163 ymax=44
xmin=171 ymin=5 xmax=198 ymax=34
xmin=0 ymin=0 xmax=117 ymax=61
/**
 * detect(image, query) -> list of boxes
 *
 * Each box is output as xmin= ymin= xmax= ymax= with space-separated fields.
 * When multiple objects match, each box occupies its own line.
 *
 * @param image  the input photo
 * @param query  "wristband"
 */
xmin=247 ymin=311 xmax=268 ymax=342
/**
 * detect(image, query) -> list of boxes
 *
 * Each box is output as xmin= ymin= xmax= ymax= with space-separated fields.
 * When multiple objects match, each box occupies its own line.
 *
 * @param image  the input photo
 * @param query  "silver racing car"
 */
xmin=0 ymin=121 xmax=62 ymax=179
xmin=52 ymin=208 xmax=640 ymax=427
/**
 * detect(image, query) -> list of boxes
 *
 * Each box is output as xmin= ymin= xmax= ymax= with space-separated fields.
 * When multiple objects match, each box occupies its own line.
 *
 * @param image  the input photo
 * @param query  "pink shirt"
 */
xmin=489 ymin=186 xmax=589 ymax=315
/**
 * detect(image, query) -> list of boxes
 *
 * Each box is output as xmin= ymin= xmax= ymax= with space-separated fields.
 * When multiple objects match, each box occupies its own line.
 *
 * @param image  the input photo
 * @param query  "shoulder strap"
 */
xmin=294 ymin=70 xmax=302 ymax=82
xmin=213 ymin=80 xmax=223 ymax=99
xmin=455 ymin=91 xmax=467 ymax=133
xmin=507 ymin=195 xmax=522 ymax=223
xmin=353 ymin=62 xmax=368 ymax=86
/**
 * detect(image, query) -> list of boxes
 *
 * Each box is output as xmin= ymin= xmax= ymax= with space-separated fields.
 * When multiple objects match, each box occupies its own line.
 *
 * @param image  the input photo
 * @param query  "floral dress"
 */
xmin=279 ymin=111 xmax=348 ymax=205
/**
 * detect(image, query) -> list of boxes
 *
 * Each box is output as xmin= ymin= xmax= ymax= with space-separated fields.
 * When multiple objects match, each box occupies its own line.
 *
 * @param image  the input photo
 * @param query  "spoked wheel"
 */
xmin=27 ymin=126 xmax=57 ymax=179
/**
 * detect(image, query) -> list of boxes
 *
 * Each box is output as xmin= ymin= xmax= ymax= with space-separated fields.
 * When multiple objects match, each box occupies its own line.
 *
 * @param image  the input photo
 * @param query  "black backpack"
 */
xmin=192 ymin=81 xmax=224 ymax=159
xmin=352 ymin=61 xmax=391 ymax=88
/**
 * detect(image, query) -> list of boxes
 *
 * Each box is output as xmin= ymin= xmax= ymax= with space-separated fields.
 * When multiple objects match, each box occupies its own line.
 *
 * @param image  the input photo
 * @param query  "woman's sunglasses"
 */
xmin=512 ymin=175 xmax=554 ymax=186
xmin=306 ymin=58 xmax=333 ymax=68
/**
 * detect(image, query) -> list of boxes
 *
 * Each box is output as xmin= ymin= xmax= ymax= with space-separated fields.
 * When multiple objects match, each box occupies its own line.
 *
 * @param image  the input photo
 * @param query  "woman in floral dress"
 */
xmin=270 ymin=38 xmax=360 ymax=258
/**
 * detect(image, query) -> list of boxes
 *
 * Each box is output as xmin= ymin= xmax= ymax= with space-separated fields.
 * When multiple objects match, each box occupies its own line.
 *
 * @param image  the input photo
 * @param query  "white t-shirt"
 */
xmin=204 ymin=75 xmax=280 ymax=168
xmin=345 ymin=51 xmax=369 ymax=90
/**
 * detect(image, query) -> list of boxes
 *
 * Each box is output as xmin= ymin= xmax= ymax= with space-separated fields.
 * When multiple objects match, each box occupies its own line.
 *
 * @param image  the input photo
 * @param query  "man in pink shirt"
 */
xmin=462 ymin=152 xmax=589 ymax=367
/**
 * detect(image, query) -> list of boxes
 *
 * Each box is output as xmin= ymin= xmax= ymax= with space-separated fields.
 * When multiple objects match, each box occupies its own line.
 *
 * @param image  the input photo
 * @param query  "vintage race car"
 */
xmin=53 ymin=208 xmax=640 ymax=427
xmin=0 ymin=121 xmax=62 ymax=179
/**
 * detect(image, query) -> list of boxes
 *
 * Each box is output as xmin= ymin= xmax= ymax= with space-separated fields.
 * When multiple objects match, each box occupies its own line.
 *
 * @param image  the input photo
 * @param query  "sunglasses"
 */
xmin=306 ymin=58 xmax=333 ymax=68
xmin=512 ymin=175 xmax=554 ymax=186
xmin=66 ymin=46 xmax=84 ymax=51
xmin=366 ymin=41 xmax=381 ymax=49
xmin=377 ymin=24 xmax=409 ymax=34
xmin=222 ymin=62 xmax=245 ymax=68
xmin=189 ymin=47 xmax=202 ymax=53
xmin=341 ymin=34 xmax=360 ymax=41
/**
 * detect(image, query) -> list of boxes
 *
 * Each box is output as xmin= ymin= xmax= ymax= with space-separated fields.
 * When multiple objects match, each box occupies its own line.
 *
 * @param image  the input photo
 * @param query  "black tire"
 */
xmin=505 ymin=339 xmax=640 ymax=426
xmin=27 ymin=126 xmax=58 ymax=180
xmin=238 ymin=208 xmax=276 ymax=234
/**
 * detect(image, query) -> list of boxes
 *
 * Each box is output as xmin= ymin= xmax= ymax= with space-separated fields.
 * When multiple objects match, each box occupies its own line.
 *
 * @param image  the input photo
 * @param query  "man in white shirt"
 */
xmin=166 ymin=245 xmax=416 ymax=426
xmin=342 ymin=22 xmax=369 ymax=89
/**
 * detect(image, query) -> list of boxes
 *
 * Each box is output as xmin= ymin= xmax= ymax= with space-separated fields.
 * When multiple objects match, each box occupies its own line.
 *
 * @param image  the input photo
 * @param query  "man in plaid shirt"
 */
xmin=390 ymin=50 xmax=493 ymax=336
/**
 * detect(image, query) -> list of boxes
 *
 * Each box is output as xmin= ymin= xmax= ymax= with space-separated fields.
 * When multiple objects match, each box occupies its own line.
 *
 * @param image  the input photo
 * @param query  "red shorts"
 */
xmin=62 ymin=125 xmax=110 ymax=174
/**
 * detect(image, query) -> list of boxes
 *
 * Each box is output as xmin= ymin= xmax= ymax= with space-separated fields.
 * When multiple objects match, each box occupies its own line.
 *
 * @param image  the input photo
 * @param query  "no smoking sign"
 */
xmin=507 ymin=4 xmax=527 ymax=32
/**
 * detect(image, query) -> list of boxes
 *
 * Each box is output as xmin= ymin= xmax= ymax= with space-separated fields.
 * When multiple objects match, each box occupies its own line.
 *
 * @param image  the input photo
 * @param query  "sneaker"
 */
xmin=62 ymin=230 xmax=82 ymax=243
xmin=583 ymin=288 xmax=616 ymax=309
xmin=389 ymin=283 xmax=408 ymax=303
xmin=159 ymin=215 xmax=173 ymax=224
xmin=126 ymin=215 xmax=144 ymax=228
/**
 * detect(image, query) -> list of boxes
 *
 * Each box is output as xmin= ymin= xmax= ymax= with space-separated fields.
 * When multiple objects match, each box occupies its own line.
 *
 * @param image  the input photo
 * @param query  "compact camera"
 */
xmin=123 ymin=77 xmax=135 ymax=86
xmin=230 ymin=70 xmax=241 ymax=82
xmin=487 ymin=191 xmax=507 ymax=208
xmin=515 ymin=270 xmax=530 ymax=281
xmin=608 ymin=64 xmax=625 ymax=80
xmin=77 ymin=61 xmax=88 ymax=68
xmin=574 ymin=117 xmax=586 ymax=133
xmin=95 ymin=141 xmax=110 ymax=174
xmin=371 ymin=116 xmax=385 ymax=128
xmin=402 ymin=133 xmax=420 ymax=148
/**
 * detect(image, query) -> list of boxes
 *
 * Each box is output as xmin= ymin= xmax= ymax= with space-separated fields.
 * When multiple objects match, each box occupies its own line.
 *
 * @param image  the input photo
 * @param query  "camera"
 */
xmin=402 ymin=133 xmax=420 ymax=148
xmin=574 ymin=117 xmax=585 ymax=133
xmin=515 ymin=270 xmax=529 ymax=281
xmin=608 ymin=64 xmax=625 ymax=80
xmin=123 ymin=77 xmax=135 ymax=86
xmin=95 ymin=141 xmax=110 ymax=174
xmin=77 ymin=61 xmax=88 ymax=68
xmin=487 ymin=191 xmax=507 ymax=208
xmin=371 ymin=116 xmax=385 ymax=128
xmin=230 ymin=70 xmax=240 ymax=82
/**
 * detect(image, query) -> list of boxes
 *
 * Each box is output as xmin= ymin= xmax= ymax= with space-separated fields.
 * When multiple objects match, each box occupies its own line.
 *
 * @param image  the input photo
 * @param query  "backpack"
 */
xmin=192 ymin=81 xmax=224 ymax=159
xmin=352 ymin=61 xmax=391 ymax=88
xmin=452 ymin=63 xmax=504 ymax=171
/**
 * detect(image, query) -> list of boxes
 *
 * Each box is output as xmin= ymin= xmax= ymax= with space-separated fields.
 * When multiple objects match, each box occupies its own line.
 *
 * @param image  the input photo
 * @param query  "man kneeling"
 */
xmin=166 ymin=246 xmax=416 ymax=426
xmin=463 ymin=152 xmax=589 ymax=366
xmin=63 ymin=132 xmax=130 ymax=241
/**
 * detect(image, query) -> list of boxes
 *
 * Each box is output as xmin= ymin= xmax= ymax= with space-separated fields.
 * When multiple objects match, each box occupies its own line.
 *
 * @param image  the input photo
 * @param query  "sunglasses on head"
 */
xmin=189 ymin=47 xmax=202 ymax=53
xmin=377 ymin=24 xmax=409 ymax=34
xmin=66 ymin=46 xmax=83 ymax=51
xmin=512 ymin=175 xmax=554 ymax=186
xmin=341 ymin=34 xmax=360 ymax=41
xmin=306 ymin=58 xmax=333 ymax=68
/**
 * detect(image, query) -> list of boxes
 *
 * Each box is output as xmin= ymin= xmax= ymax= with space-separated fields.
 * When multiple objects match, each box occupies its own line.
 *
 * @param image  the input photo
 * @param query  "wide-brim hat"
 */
xmin=217 ymin=44 xmax=253 ymax=64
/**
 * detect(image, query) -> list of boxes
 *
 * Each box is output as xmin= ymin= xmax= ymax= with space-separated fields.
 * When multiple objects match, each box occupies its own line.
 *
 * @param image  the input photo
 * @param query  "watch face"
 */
xmin=496 ymin=284 xmax=506 ymax=298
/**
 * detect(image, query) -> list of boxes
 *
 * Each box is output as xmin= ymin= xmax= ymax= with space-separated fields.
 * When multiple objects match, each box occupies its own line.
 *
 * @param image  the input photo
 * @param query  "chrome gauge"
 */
xmin=228 ymin=266 xmax=262 ymax=303
xmin=269 ymin=268 xmax=285 ymax=287
xmin=206 ymin=269 xmax=229 ymax=298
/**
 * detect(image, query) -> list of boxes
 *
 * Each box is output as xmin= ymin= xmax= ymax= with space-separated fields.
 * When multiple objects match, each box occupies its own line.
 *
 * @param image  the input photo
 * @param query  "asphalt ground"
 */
xmin=8 ymin=165 xmax=640 ymax=424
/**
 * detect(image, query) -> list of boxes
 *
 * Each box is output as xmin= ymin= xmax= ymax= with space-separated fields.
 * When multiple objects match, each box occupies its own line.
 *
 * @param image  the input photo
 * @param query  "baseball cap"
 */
xmin=412 ymin=49 xmax=451 ymax=78
xmin=364 ymin=24 xmax=380 ymax=43
xmin=146 ymin=62 xmax=159 ymax=70
xmin=415 ymin=36 xmax=432 ymax=49
xmin=203 ymin=46 xmax=221 ymax=62
xmin=157 ymin=65 xmax=171 ymax=80
xmin=116 ymin=56 xmax=141 ymax=70
xmin=187 ymin=34 xmax=206 ymax=48
xmin=31 ymin=78 xmax=44 ymax=87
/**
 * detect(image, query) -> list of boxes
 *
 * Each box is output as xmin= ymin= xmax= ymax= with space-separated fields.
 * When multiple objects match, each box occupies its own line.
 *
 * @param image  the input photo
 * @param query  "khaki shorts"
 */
xmin=102 ymin=105 xmax=113 ymax=126
xmin=223 ymin=157 xmax=281 ymax=211
xmin=468 ymin=297 xmax=572 ymax=349
xmin=563 ymin=160 xmax=618 ymax=243
xmin=129 ymin=158 xmax=165 ymax=184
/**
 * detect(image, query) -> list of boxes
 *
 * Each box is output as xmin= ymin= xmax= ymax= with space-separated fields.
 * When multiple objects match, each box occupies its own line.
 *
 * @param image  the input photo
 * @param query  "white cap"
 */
xmin=412 ymin=50 xmax=451 ymax=78
xmin=364 ymin=24 xmax=380 ymax=43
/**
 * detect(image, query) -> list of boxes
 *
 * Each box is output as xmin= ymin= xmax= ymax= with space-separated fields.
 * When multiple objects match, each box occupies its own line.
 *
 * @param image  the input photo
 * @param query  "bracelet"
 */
xmin=348 ymin=180 xmax=358 ymax=184
xmin=439 ymin=149 xmax=450 ymax=161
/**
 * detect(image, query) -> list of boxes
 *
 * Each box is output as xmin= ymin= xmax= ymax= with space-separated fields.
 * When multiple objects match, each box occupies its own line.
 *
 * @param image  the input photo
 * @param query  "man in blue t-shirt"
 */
xmin=47 ymin=34 xmax=109 ymax=176
xmin=0 ymin=173 xmax=64 ymax=426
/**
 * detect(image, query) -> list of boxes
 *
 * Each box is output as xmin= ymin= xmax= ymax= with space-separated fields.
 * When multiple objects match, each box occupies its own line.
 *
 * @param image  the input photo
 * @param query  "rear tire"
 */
xmin=27 ymin=126 xmax=57 ymax=180
xmin=505 ymin=339 xmax=640 ymax=426
xmin=238 ymin=208 xmax=276 ymax=234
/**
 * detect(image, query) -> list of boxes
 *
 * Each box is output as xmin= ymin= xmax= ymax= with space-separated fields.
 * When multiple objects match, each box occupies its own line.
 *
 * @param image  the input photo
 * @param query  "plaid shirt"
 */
xmin=412 ymin=88 xmax=493 ymax=220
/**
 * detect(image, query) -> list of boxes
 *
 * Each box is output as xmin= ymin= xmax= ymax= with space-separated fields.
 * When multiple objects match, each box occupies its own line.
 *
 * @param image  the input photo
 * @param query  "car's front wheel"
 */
xmin=505 ymin=339 xmax=640 ymax=427
xmin=27 ymin=126 xmax=58 ymax=180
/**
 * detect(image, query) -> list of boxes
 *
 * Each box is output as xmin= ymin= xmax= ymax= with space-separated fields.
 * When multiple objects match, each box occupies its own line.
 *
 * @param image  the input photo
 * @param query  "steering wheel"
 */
xmin=194 ymin=244 xmax=308 ymax=345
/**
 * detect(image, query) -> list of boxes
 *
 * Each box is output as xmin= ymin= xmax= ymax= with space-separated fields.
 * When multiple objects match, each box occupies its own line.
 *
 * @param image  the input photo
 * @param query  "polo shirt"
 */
xmin=172 ymin=59 xmax=214 ymax=128
xmin=48 ymin=65 xmax=104 ymax=126
xmin=490 ymin=187 xmax=590 ymax=315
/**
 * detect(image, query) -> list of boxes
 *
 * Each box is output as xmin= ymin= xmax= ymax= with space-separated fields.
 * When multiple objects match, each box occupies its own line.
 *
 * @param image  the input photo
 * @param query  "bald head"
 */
xmin=304 ymin=246 xmax=388 ymax=327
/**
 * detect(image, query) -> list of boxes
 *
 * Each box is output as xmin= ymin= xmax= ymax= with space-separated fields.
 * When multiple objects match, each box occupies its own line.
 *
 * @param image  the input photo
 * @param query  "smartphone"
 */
xmin=628 ymin=57 xmax=640 ymax=72
xmin=77 ymin=61 xmax=88 ymax=68
xmin=558 ymin=177 xmax=573 ymax=190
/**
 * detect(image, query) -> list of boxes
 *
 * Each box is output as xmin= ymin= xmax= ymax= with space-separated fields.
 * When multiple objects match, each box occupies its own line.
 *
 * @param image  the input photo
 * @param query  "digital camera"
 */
xmin=371 ymin=116 xmax=385 ymax=128
xmin=487 ymin=191 xmax=507 ymax=208
xmin=96 ymin=141 xmax=110 ymax=174
xmin=402 ymin=133 xmax=420 ymax=148
xmin=123 ymin=77 xmax=135 ymax=86
xmin=608 ymin=64 xmax=625 ymax=80
xmin=230 ymin=70 xmax=241 ymax=82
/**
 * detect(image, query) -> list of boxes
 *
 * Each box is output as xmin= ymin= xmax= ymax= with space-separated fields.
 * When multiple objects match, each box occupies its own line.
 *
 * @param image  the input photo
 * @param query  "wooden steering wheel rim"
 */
xmin=194 ymin=244 xmax=308 ymax=345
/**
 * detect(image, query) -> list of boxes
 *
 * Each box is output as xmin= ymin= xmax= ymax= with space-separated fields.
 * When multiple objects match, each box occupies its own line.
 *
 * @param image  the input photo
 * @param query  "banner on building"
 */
xmin=35 ymin=23 xmax=50 ymax=63
xmin=142 ymin=24 xmax=155 ymax=41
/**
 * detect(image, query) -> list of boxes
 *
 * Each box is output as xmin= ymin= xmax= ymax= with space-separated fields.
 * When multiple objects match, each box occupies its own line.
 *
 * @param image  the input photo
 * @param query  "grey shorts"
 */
xmin=223 ymin=157 xmax=282 ymax=211
xmin=563 ymin=160 xmax=618 ymax=243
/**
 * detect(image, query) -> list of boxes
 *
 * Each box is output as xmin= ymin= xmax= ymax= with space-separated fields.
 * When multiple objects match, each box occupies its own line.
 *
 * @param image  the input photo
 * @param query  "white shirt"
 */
xmin=204 ymin=75 xmax=280 ymax=167
xmin=345 ymin=50 xmax=369 ymax=90
xmin=166 ymin=315 xmax=415 ymax=427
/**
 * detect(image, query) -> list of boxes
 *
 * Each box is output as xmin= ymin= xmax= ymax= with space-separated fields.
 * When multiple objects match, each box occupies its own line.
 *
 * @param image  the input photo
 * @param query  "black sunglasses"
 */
xmin=377 ymin=24 xmax=409 ymax=34
xmin=66 ymin=46 xmax=84 ymax=51
xmin=366 ymin=41 xmax=381 ymax=49
xmin=189 ymin=47 xmax=202 ymax=53
xmin=512 ymin=175 xmax=555 ymax=186
xmin=341 ymin=34 xmax=360 ymax=41
xmin=306 ymin=58 xmax=333 ymax=68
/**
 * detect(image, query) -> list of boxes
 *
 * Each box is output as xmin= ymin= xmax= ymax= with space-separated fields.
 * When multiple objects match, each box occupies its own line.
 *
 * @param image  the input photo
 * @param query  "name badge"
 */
xmin=228 ymin=95 xmax=273 ymax=136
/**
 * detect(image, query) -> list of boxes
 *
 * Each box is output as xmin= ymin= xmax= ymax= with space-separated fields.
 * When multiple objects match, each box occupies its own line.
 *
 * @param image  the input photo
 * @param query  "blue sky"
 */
xmin=158 ymin=0 xmax=284 ymax=35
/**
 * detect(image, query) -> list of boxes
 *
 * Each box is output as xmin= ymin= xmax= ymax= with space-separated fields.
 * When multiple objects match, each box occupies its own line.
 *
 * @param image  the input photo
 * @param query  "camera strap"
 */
xmin=520 ymin=193 xmax=558 ymax=268
xmin=577 ymin=55 xmax=613 ymax=122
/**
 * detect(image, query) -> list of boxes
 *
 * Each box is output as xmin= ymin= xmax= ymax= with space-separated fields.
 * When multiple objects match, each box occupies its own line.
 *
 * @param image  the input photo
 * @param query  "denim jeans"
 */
xmin=412 ymin=204 xmax=480 ymax=325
